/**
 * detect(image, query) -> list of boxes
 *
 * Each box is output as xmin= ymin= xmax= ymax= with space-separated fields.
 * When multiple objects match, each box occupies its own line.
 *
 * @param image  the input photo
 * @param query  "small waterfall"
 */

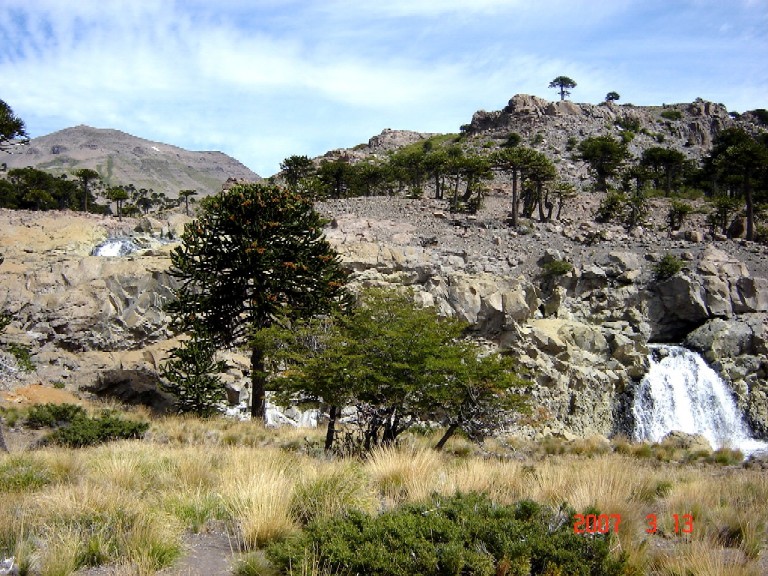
xmin=91 ymin=237 xmax=139 ymax=257
xmin=633 ymin=345 xmax=767 ymax=456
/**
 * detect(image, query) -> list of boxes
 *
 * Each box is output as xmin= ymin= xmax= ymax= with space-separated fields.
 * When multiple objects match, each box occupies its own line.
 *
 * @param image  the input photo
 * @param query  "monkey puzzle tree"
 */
xmin=605 ymin=91 xmax=620 ymax=103
xmin=165 ymin=183 xmax=348 ymax=419
xmin=491 ymin=146 xmax=543 ymax=227
xmin=178 ymin=189 xmax=197 ymax=217
xmin=549 ymin=76 xmax=577 ymax=101
xmin=72 ymin=167 xmax=100 ymax=213
xmin=0 ymin=99 xmax=28 ymax=151
xmin=576 ymin=135 xmax=628 ymax=192
xmin=280 ymin=155 xmax=315 ymax=191
xmin=106 ymin=186 xmax=130 ymax=220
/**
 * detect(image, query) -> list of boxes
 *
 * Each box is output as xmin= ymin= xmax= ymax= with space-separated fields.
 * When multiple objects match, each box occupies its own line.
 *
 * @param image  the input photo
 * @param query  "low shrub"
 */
xmin=6 ymin=343 xmax=34 ymax=372
xmin=653 ymin=254 xmax=683 ymax=281
xmin=42 ymin=410 xmax=149 ymax=448
xmin=660 ymin=109 xmax=682 ymax=121
xmin=26 ymin=403 xmax=85 ymax=429
xmin=540 ymin=259 xmax=573 ymax=277
xmin=266 ymin=492 xmax=629 ymax=576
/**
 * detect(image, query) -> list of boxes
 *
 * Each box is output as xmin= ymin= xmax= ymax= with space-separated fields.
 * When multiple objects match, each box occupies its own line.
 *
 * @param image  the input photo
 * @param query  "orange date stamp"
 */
xmin=573 ymin=513 xmax=694 ymax=535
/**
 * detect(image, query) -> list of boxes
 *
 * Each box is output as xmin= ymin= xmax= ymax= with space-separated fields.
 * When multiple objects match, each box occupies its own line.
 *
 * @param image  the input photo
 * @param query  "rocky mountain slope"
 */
xmin=1 ymin=125 xmax=261 ymax=197
xmin=1 ymin=95 xmax=766 ymax=445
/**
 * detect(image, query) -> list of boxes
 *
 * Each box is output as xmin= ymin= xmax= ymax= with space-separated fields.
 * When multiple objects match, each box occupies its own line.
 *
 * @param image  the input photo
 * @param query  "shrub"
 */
xmin=266 ymin=492 xmax=629 ymax=576
xmin=503 ymin=132 xmax=522 ymax=148
xmin=42 ymin=410 xmax=149 ymax=448
xmin=616 ymin=117 xmax=641 ymax=132
xmin=6 ymin=343 xmax=33 ymax=372
xmin=667 ymin=199 xmax=693 ymax=231
xmin=595 ymin=191 xmax=627 ymax=223
xmin=654 ymin=254 xmax=683 ymax=281
xmin=661 ymin=109 xmax=682 ymax=121
xmin=540 ymin=259 xmax=573 ymax=277
xmin=26 ymin=403 xmax=85 ymax=429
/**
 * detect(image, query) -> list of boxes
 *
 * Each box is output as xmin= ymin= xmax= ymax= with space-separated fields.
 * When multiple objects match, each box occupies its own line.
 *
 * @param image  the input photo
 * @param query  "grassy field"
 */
xmin=0 ymin=412 xmax=766 ymax=576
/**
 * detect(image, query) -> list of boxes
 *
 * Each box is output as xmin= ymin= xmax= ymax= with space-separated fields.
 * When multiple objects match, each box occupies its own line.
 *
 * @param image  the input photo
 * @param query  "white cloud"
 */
xmin=1 ymin=0 xmax=766 ymax=175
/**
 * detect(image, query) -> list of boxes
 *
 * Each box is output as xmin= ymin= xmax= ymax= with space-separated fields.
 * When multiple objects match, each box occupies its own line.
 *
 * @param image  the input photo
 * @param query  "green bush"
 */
xmin=595 ymin=191 xmax=627 ymax=223
xmin=36 ymin=408 xmax=149 ymax=448
xmin=540 ymin=260 xmax=573 ymax=277
xmin=616 ymin=117 xmax=641 ymax=132
xmin=6 ymin=343 xmax=34 ymax=372
xmin=667 ymin=200 xmax=693 ymax=231
xmin=266 ymin=492 xmax=629 ymax=576
xmin=26 ymin=403 xmax=86 ymax=429
xmin=660 ymin=109 xmax=682 ymax=121
xmin=654 ymin=254 xmax=683 ymax=281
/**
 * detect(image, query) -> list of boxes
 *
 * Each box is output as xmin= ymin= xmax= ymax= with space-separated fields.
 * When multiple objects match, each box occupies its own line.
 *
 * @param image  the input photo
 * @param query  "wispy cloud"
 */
xmin=0 ymin=0 xmax=765 ymax=176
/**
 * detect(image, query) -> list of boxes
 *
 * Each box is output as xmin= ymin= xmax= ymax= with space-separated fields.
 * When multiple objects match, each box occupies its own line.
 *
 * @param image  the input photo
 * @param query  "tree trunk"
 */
xmin=745 ymin=171 xmax=754 ymax=241
xmin=250 ymin=346 xmax=266 ymax=421
xmin=324 ymin=405 xmax=338 ymax=452
xmin=510 ymin=171 xmax=519 ymax=227
xmin=435 ymin=423 xmax=459 ymax=451
xmin=434 ymin=173 xmax=442 ymax=199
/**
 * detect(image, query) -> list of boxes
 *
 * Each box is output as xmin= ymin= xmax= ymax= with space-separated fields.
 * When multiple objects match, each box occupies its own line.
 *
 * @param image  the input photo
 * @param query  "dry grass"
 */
xmin=0 ymin=415 xmax=765 ymax=575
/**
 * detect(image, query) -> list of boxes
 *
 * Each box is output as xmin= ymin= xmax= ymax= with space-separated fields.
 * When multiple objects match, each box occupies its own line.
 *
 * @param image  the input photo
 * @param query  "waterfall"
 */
xmin=91 ymin=237 xmax=139 ymax=257
xmin=633 ymin=345 xmax=767 ymax=457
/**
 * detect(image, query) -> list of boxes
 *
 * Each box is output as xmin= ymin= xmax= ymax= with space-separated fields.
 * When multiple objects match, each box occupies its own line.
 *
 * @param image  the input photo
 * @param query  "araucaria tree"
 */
xmin=576 ymin=135 xmax=628 ymax=192
xmin=160 ymin=329 xmax=228 ymax=417
xmin=548 ymin=76 xmax=577 ymax=101
xmin=166 ymin=183 xmax=348 ymax=419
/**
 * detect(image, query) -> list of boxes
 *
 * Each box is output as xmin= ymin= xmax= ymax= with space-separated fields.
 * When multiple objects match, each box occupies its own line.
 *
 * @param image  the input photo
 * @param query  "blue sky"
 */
xmin=1 ymin=0 xmax=766 ymax=176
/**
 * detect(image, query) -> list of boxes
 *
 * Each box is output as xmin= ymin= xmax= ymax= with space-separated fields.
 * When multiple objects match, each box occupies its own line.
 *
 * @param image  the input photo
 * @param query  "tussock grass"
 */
xmin=0 ymin=415 xmax=765 ymax=575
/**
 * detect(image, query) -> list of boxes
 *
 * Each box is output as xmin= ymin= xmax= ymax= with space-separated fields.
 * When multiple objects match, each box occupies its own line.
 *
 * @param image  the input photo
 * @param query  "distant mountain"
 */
xmin=1 ymin=125 xmax=261 ymax=197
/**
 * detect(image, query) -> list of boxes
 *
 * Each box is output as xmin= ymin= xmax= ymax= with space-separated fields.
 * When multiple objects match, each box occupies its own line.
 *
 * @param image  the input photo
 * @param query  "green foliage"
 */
xmin=44 ymin=411 xmax=149 ymax=448
xmin=548 ymin=76 xmax=577 ymax=100
xmin=503 ymin=132 xmax=521 ymax=148
xmin=160 ymin=329 xmax=228 ymax=417
xmin=1 ymin=167 xmax=82 ymax=211
xmin=0 ymin=98 xmax=28 ymax=150
xmin=667 ymin=199 xmax=693 ymax=231
xmin=279 ymin=155 xmax=315 ymax=191
xmin=540 ymin=259 xmax=573 ymax=277
xmin=166 ymin=183 xmax=348 ymax=419
xmin=266 ymin=492 xmax=628 ymax=576
xmin=641 ymin=147 xmax=689 ymax=195
xmin=654 ymin=254 xmax=684 ymax=281
xmin=660 ymin=109 xmax=683 ymax=121
xmin=266 ymin=288 xmax=529 ymax=453
xmin=706 ymin=195 xmax=741 ymax=236
xmin=752 ymin=108 xmax=768 ymax=126
xmin=7 ymin=343 xmax=34 ymax=372
xmin=0 ymin=311 xmax=11 ymax=334
xmin=595 ymin=191 xmax=628 ymax=223
xmin=26 ymin=403 xmax=86 ymax=429
xmin=576 ymin=136 xmax=628 ymax=192
xmin=605 ymin=91 xmax=620 ymax=102
xmin=616 ymin=116 xmax=641 ymax=133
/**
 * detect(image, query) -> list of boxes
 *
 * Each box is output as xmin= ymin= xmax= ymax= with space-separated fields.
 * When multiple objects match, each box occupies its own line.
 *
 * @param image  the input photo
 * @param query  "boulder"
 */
xmin=661 ymin=431 xmax=712 ymax=453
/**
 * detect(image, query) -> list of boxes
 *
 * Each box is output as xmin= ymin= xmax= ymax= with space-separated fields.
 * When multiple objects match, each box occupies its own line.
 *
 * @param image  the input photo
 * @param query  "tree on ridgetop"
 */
xmin=165 ymin=183 xmax=348 ymax=419
xmin=0 ymin=99 xmax=28 ymax=151
xmin=549 ymin=76 xmax=577 ymax=101
xmin=605 ymin=91 xmax=620 ymax=103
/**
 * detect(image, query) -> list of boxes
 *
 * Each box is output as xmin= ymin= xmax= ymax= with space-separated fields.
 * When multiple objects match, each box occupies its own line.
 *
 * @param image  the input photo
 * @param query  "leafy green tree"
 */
xmin=160 ymin=329 xmax=228 ymax=417
xmin=22 ymin=188 xmax=55 ymax=211
xmin=72 ymin=167 xmax=100 ymax=213
xmin=522 ymin=152 xmax=557 ymax=221
xmin=0 ymin=99 xmax=28 ymax=151
xmin=280 ymin=155 xmax=315 ymax=191
xmin=707 ymin=195 xmax=741 ymax=236
xmin=551 ymin=181 xmax=578 ymax=220
xmin=605 ymin=91 xmax=620 ymax=103
xmin=549 ymin=76 xmax=577 ymax=101
xmin=317 ymin=157 xmax=352 ymax=198
xmin=422 ymin=148 xmax=449 ymax=199
xmin=166 ymin=183 xmax=348 ymax=419
xmin=267 ymin=289 xmax=529 ymax=452
xmin=667 ymin=199 xmax=693 ymax=232
xmin=178 ymin=189 xmax=197 ymax=217
xmin=576 ymin=135 xmax=628 ymax=192
xmin=107 ymin=186 xmax=130 ymax=220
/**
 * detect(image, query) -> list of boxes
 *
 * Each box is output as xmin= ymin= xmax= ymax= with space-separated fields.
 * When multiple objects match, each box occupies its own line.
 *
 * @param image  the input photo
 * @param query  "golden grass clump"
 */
xmin=364 ymin=445 xmax=444 ymax=505
xmin=219 ymin=448 xmax=301 ymax=550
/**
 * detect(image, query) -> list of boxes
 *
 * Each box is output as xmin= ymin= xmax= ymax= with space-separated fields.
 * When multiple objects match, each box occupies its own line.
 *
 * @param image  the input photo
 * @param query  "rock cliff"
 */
xmin=2 ymin=193 xmax=765 ymax=441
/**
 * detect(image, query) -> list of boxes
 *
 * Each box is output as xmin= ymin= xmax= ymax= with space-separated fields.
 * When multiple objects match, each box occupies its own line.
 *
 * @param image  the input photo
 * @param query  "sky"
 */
xmin=1 ymin=0 xmax=766 ymax=177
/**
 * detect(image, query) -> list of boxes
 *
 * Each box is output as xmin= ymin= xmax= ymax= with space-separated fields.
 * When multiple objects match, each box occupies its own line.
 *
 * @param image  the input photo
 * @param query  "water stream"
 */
xmin=633 ymin=345 xmax=767 ymax=456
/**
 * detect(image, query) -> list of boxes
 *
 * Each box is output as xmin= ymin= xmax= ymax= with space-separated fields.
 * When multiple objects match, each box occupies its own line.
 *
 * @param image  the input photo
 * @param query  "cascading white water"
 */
xmin=91 ymin=237 xmax=139 ymax=257
xmin=633 ymin=345 xmax=768 ymax=457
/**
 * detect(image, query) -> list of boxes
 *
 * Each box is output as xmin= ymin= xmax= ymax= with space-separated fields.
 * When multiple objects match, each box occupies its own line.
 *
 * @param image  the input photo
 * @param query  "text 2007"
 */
xmin=573 ymin=513 xmax=694 ymax=534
